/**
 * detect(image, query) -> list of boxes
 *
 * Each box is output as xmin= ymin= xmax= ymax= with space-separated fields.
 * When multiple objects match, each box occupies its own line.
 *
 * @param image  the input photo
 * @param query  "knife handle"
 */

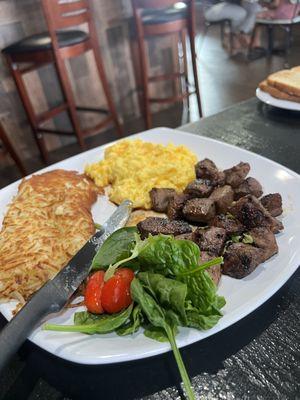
xmin=0 ymin=280 xmax=64 ymax=373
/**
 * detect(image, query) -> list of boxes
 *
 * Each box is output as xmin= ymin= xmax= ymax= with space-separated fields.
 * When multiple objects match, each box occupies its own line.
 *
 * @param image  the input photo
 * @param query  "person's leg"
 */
xmin=251 ymin=25 xmax=263 ymax=48
xmin=236 ymin=1 xmax=261 ymax=47
xmin=250 ymin=9 xmax=275 ymax=48
xmin=205 ymin=3 xmax=247 ymax=53
xmin=240 ymin=1 xmax=262 ymax=35
xmin=205 ymin=3 xmax=247 ymax=33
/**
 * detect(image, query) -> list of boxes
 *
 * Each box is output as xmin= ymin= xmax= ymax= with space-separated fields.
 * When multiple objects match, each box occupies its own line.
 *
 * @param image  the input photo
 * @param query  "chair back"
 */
xmin=41 ymin=0 xmax=91 ymax=31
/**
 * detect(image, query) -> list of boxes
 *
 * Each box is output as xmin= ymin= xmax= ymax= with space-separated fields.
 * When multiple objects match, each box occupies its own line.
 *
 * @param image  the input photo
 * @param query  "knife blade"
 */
xmin=0 ymin=200 xmax=132 ymax=372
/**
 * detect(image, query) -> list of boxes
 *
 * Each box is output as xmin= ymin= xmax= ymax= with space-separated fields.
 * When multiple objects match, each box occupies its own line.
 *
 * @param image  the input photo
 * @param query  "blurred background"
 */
xmin=0 ymin=0 xmax=299 ymax=187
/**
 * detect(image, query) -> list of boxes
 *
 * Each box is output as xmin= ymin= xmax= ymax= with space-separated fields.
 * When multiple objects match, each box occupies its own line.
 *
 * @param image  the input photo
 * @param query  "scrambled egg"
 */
xmin=85 ymin=139 xmax=197 ymax=209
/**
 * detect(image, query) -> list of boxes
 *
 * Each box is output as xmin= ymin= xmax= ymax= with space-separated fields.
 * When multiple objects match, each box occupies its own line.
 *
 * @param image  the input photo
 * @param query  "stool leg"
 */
xmin=172 ymin=32 xmax=180 ymax=101
xmin=267 ymin=25 xmax=274 ymax=55
xmin=130 ymin=38 xmax=145 ymax=122
xmin=54 ymin=57 xmax=85 ymax=150
xmin=188 ymin=22 xmax=203 ymax=118
xmin=92 ymin=45 xmax=123 ymax=137
xmin=180 ymin=29 xmax=190 ymax=112
xmin=248 ymin=24 xmax=257 ymax=59
xmin=0 ymin=123 xmax=27 ymax=176
xmin=136 ymin=21 xmax=152 ymax=129
xmin=228 ymin=22 xmax=234 ymax=56
xmin=5 ymin=55 xmax=49 ymax=163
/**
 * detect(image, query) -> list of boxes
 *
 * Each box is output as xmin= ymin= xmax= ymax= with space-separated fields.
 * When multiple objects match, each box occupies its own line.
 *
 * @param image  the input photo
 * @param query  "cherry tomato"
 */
xmin=101 ymin=269 xmax=134 ymax=314
xmin=84 ymin=270 xmax=105 ymax=314
xmin=115 ymin=268 xmax=135 ymax=285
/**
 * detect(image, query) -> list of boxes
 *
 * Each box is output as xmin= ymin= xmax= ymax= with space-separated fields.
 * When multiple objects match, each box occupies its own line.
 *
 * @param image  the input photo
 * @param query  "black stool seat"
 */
xmin=142 ymin=4 xmax=187 ymax=25
xmin=2 ymin=30 xmax=89 ymax=55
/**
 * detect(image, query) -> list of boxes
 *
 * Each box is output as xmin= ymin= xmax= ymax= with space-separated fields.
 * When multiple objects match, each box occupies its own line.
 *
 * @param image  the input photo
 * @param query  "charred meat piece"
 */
xmin=195 ymin=158 xmax=217 ymax=178
xmin=150 ymin=188 xmax=176 ymax=213
xmin=224 ymin=162 xmax=250 ymax=188
xmin=230 ymin=195 xmax=283 ymax=233
xmin=249 ymin=227 xmax=278 ymax=262
xmin=209 ymin=185 xmax=234 ymax=213
xmin=209 ymin=214 xmax=245 ymax=237
xmin=167 ymin=193 xmax=190 ymax=220
xmin=234 ymin=177 xmax=263 ymax=200
xmin=194 ymin=226 xmax=226 ymax=256
xmin=183 ymin=198 xmax=216 ymax=223
xmin=175 ymin=232 xmax=195 ymax=241
xmin=137 ymin=217 xmax=191 ymax=239
xmin=195 ymin=158 xmax=225 ymax=186
xmin=222 ymin=243 xmax=263 ymax=279
xmin=260 ymin=193 xmax=283 ymax=217
xmin=200 ymin=251 xmax=221 ymax=285
xmin=184 ymin=179 xmax=214 ymax=198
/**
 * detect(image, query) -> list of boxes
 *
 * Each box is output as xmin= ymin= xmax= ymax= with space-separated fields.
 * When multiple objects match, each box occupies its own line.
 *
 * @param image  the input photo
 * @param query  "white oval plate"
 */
xmin=256 ymin=87 xmax=300 ymax=111
xmin=0 ymin=127 xmax=299 ymax=365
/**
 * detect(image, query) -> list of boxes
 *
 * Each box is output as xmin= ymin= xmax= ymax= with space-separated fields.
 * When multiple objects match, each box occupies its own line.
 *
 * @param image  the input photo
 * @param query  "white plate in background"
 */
xmin=0 ymin=127 xmax=299 ymax=365
xmin=256 ymin=87 xmax=300 ymax=111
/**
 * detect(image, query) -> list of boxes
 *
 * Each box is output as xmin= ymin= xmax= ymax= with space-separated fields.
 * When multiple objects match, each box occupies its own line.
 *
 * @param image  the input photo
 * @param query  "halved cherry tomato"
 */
xmin=101 ymin=269 xmax=134 ymax=314
xmin=115 ymin=268 xmax=135 ymax=285
xmin=84 ymin=270 xmax=105 ymax=314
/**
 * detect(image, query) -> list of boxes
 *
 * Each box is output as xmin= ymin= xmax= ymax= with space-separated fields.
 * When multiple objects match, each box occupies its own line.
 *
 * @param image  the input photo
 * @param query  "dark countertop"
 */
xmin=180 ymin=97 xmax=300 ymax=174
xmin=0 ymin=98 xmax=299 ymax=400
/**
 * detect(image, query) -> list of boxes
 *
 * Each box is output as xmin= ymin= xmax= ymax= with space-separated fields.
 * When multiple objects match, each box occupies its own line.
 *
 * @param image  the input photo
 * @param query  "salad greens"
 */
xmin=44 ymin=229 xmax=226 ymax=400
xmin=131 ymin=277 xmax=195 ymax=400
xmin=91 ymin=227 xmax=137 ymax=269
xmin=116 ymin=304 xmax=143 ymax=336
xmin=44 ymin=304 xmax=133 ymax=334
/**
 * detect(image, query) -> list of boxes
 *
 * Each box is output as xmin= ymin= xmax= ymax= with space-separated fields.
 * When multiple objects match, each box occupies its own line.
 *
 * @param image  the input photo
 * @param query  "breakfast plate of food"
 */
xmin=257 ymin=66 xmax=300 ymax=111
xmin=0 ymin=127 xmax=299 ymax=373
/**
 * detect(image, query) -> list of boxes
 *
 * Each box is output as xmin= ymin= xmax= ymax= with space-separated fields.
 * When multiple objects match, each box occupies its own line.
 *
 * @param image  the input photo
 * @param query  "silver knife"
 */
xmin=0 ymin=200 xmax=132 ymax=372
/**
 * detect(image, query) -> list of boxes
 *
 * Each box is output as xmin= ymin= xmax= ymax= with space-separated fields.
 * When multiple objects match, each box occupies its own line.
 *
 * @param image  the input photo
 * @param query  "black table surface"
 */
xmin=0 ymin=98 xmax=299 ymax=400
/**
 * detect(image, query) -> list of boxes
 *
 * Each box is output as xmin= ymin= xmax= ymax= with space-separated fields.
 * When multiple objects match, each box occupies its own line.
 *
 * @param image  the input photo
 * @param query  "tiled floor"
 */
xmin=1 ymin=23 xmax=300 ymax=188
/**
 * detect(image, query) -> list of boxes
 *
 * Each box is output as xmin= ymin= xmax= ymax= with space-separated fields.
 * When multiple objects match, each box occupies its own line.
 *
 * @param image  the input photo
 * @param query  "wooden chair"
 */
xmin=132 ymin=0 xmax=203 ymax=129
xmin=2 ymin=0 xmax=123 ymax=163
xmin=0 ymin=123 xmax=27 ymax=177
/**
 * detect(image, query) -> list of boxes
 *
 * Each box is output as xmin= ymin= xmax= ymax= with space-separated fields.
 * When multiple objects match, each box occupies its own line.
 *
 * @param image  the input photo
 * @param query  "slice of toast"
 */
xmin=267 ymin=68 xmax=300 ymax=97
xmin=259 ymin=80 xmax=300 ymax=103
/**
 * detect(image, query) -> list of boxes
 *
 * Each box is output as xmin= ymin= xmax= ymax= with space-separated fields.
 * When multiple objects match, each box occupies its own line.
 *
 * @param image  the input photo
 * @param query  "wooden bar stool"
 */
xmin=132 ymin=0 xmax=203 ymax=129
xmin=0 ymin=123 xmax=27 ymax=177
xmin=2 ymin=0 xmax=123 ymax=163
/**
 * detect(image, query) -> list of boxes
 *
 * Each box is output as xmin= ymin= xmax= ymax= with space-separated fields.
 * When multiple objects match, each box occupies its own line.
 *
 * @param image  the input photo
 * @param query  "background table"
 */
xmin=0 ymin=98 xmax=299 ymax=400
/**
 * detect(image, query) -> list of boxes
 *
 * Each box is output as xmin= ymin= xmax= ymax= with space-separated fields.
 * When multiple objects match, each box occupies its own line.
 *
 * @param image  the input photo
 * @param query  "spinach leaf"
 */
xmin=116 ymin=304 xmax=143 ymax=336
xmin=183 ymin=270 xmax=223 ymax=311
xmin=182 ymin=271 xmax=226 ymax=330
xmin=138 ymin=235 xmax=200 ymax=276
xmin=91 ymin=227 xmax=138 ymax=270
xmin=43 ymin=304 xmax=133 ymax=334
xmin=185 ymin=300 xmax=224 ymax=330
xmin=144 ymin=325 xmax=177 ymax=343
xmin=131 ymin=278 xmax=196 ymax=400
xmin=137 ymin=272 xmax=187 ymax=325
xmin=176 ymin=256 xmax=223 ymax=278
xmin=186 ymin=310 xmax=223 ymax=330
xmin=131 ymin=278 xmax=167 ymax=329
xmin=74 ymin=311 xmax=105 ymax=325
xmin=104 ymin=232 xmax=148 ymax=281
